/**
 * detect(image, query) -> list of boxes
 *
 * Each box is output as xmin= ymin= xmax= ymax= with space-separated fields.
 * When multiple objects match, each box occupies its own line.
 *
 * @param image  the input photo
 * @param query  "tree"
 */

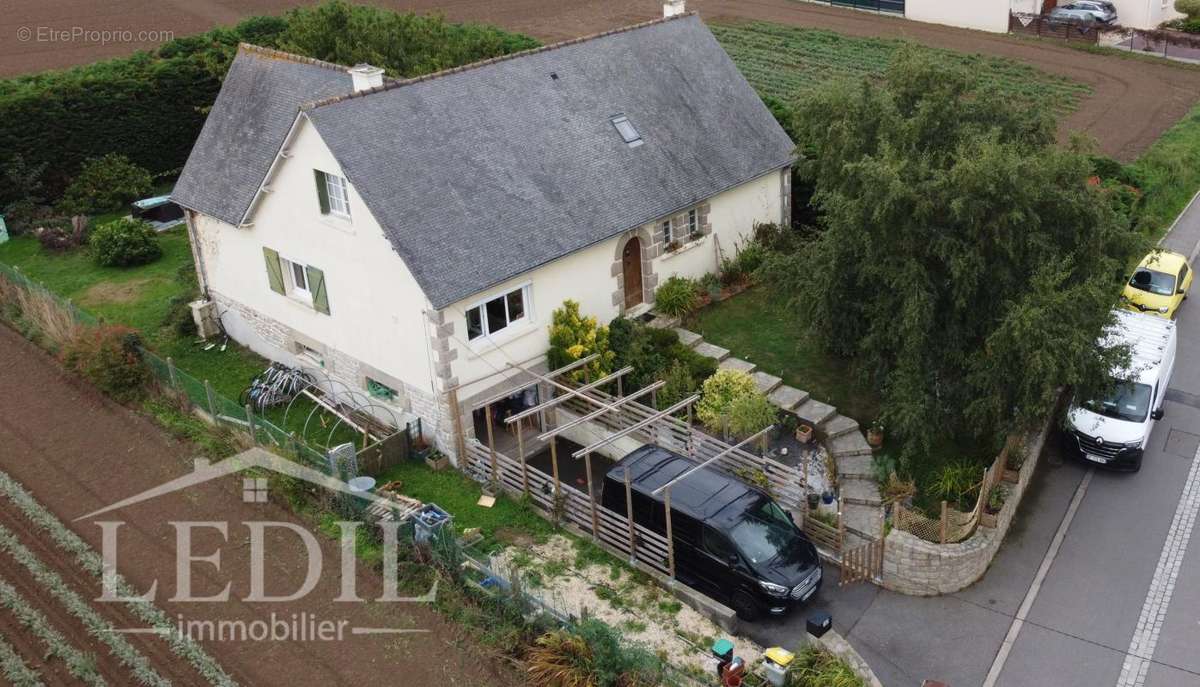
xmin=58 ymin=154 xmax=152 ymax=215
xmin=1176 ymin=0 xmax=1200 ymax=19
xmin=764 ymin=48 xmax=1144 ymax=461
xmin=547 ymin=300 xmax=614 ymax=384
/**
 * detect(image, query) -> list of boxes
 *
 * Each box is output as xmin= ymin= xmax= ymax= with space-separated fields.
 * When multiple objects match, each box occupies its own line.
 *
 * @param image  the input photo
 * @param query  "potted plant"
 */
xmin=866 ymin=420 xmax=885 ymax=448
xmin=807 ymin=491 xmax=821 ymax=510
xmin=981 ymin=485 xmax=1007 ymax=527
xmin=666 ymin=239 xmax=681 ymax=253
xmin=424 ymin=450 xmax=449 ymax=471
xmin=795 ymin=422 xmax=814 ymax=444
xmin=1004 ymin=445 xmax=1025 ymax=483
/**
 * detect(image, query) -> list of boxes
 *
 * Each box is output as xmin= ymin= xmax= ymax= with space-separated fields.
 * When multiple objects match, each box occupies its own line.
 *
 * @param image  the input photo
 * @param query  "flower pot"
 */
xmin=866 ymin=429 xmax=884 ymax=448
xmin=807 ymin=492 xmax=820 ymax=510
xmin=795 ymin=424 xmax=814 ymax=444
xmin=821 ymin=490 xmax=834 ymax=505
xmin=425 ymin=454 xmax=449 ymax=471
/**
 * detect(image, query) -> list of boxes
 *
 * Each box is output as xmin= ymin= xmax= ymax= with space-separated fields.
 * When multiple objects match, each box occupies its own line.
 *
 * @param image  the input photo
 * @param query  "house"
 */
xmin=172 ymin=12 xmax=795 ymax=463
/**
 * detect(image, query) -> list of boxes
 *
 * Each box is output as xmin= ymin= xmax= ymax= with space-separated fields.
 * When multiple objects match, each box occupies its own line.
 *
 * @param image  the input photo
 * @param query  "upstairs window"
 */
xmin=467 ymin=286 xmax=529 ymax=341
xmin=610 ymin=115 xmax=643 ymax=148
xmin=314 ymin=170 xmax=351 ymax=218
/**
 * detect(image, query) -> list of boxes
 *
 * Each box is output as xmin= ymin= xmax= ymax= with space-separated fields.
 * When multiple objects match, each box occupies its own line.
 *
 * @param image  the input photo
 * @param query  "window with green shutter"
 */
xmin=266 ymin=248 xmax=331 ymax=316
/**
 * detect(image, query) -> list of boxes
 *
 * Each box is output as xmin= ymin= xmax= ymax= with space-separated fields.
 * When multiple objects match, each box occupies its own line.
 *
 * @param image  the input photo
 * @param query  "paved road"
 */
xmin=744 ymin=196 xmax=1200 ymax=687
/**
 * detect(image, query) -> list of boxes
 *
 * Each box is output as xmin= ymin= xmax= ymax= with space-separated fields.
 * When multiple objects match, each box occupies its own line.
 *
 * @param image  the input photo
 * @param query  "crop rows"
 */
xmin=0 ymin=470 xmax=237 ymax=686
xmin=0 ymin=523 xmax=168 ymax=685
xmin=711 ymin=22 xmax=1091 ymax=116
xmin=0 ymin=616 xmax=45 ymax=687
xmin=0 ymin=576 xmax=103 ymax=686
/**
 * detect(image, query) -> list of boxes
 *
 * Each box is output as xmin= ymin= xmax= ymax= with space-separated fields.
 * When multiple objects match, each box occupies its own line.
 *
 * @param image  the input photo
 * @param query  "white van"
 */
xmin=1067 ymin=309 xmax=1176 ymax=472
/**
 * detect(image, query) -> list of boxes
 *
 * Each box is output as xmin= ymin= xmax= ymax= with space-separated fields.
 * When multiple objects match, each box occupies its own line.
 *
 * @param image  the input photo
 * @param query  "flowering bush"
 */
xmin=547 ymin=300 xmax=614 ymax=383
xmin=696 ymin=369 xmax=773 ymax=437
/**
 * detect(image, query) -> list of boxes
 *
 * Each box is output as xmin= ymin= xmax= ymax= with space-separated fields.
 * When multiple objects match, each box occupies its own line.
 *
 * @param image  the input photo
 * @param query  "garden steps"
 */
xmin=794 ymin=398 xmax=837 ymax=426
xmin=840 ymin=480 xmax=883 ymax=508
xmin=719 ymin=357 xmax=757 ymax=374
xmin=693 ymin=341 xmax=730 ymax=362
xmin=768 ymin=385 xmax=809 ymax=410
xmin=647 ymin=315 xmax=680 ymax=329
xmin=751 ymin=371 xmax=783 ymax=395
xmin=841 ymin=505 xmax=884 ymax=541
xmin=829 ymin=432 xmax=873 ymax=459
xmin=674 ymin=328 xmax=703 ymax=348
xmin=820 ymin=415 xmax=859 ymax=440
xmin=836 ymin=454 xmax=875 ymax=481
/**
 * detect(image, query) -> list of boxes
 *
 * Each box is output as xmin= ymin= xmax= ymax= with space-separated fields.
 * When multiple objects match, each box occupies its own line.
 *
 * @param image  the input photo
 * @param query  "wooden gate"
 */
xmin=840 ymin=536 xmax=884 ymax=586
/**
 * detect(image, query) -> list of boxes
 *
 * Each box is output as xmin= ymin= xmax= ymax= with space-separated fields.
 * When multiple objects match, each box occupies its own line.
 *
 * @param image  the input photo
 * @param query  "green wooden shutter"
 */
xmin=263 ymin=247 xmax=285 ymax=294
xmin=306 ymin=265 xmax=330 ymax=315
xmin=314 ymin=170 xmax=330 ymax=214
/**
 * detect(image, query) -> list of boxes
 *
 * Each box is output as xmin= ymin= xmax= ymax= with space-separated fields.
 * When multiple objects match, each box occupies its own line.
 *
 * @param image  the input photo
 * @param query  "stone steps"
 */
xmin=751 ymin=371 xmax=783 ymax=395
xmin=692 ymin=341 xmax=730 ymax=362
xmin=821 ymin=414 xmax=859 ymax=440
xmin=719 ymin=357 xmax=757 ymax=374
xmin=839 ymin=479 xmax=882 ymax=508
xmin=674 ymin=328 xmax=703 ymax=348
xmin=841 ymin=504 xmax=884 ymax=540
xmin=836 ymin=454 xmax=875 ymax=481
xmin=647 ymin=315 xmax=679 ymax=329
xmin=795 ymin=398 xmax=837 ymax=426
xmin=768 ymin=385 xmax=809 ymax=411
xmin=829 ymin=431 xmax=873 ymax=459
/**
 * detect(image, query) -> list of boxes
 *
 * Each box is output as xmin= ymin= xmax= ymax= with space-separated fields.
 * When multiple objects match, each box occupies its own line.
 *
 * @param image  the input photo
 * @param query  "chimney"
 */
xmin=663 ymin=0 xmax=685 ymax=17
xmin=348 ymin=63 xmax=384 ymax=93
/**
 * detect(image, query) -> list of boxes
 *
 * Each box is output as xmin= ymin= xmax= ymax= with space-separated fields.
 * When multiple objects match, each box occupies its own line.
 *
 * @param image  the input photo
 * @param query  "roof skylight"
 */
xmin=611 ymin=115 xmax=643 ymax=148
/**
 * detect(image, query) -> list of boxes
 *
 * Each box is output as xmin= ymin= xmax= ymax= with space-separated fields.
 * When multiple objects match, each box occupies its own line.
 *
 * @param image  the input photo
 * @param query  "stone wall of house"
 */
xmin=880 ymin=413 xmax=1054 ymax=596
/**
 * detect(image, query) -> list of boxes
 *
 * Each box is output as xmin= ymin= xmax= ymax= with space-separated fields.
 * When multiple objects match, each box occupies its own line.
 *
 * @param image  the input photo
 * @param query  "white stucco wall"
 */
xmin=907 ymin=0 xmax=1011 ymax=32
xmin=445 ymin=168 xmax=786 ymax=403
xmin=189 ymin=115 xmax=436 ymax=402
xmin=1109 ymin=0 xmax=1182 ymax=28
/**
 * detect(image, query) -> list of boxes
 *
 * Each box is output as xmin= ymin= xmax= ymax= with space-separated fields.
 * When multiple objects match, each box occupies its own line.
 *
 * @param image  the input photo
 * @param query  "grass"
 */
xmin=0 ymin=231 xmax=363 ymax=448
xmin=692 ymin=287 xmax=880 ymax=424
xmin=1131 ymin=99 xmax=1200 ymax=238
xmin=711 ymin=21 xmax=1091 ymax=116
xmin=376 ymin=460 xmax=556 ymax=544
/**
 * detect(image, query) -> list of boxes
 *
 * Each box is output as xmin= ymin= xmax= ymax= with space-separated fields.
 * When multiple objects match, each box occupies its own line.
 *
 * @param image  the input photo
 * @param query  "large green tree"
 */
xmin=766 ymin=48 xmax=1144 ymax=461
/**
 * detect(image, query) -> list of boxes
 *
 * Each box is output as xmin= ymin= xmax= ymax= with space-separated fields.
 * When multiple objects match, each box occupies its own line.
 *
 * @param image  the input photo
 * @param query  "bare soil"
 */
xmin=1 ymin=0 xmax=1199 ymax=159
xmin=0 ymin=323 xmax=523 ymax=687
xmin=80 ymin=278 xmax=153 ymax=306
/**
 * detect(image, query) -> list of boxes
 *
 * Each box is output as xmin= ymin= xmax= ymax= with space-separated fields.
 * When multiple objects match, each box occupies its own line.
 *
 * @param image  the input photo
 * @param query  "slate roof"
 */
xmin=175 ymin=14 xmax=795 ymax=309
xmin=172 ymin=46 xmax=356 ymax=226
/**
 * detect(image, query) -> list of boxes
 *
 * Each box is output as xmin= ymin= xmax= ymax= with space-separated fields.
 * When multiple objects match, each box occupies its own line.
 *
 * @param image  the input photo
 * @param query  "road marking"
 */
xmin=1115 ymin=444 xmax=1200 ymax=687
xmin=983 ymin=467 xmax=1094 ymax=687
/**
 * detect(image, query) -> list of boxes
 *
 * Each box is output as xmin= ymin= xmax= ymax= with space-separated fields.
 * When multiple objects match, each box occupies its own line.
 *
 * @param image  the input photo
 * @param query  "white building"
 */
xmin=172 ymin=13 xmax=795 ymax=462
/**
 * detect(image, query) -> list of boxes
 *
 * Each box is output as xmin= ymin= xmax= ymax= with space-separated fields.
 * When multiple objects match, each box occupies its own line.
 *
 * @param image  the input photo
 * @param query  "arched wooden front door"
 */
xmin=622 ymin=237 xmax=643 ymax=309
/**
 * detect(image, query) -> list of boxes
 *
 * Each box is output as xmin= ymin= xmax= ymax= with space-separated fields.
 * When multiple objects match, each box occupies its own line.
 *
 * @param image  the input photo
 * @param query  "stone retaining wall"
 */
xmin=880 ymin=413 xmax=1055 ymax=596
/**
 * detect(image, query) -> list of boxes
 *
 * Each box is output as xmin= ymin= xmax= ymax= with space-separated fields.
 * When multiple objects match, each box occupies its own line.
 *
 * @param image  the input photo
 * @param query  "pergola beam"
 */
xmin=651 ymin=424 xmax=775 ymax=496
xmin=469 ymin=353 xmax=599 ymax=411
xmin=504 ymin=366 xmax=633 ymax=425
xmin=571 ymin=394 xmax=700 ymax=459
xmin=536 ymin=380 xmax=665 ymax=442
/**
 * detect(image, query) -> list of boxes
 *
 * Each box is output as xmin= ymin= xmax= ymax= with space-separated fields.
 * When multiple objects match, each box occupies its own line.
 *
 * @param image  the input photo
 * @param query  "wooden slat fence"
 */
xmin=464 ymin=440 xmax=674 ymax=577
xmin=840 ymin=537 xmax=884 ymax=586
xmin=1009 ymin=12 xmax=1101 ymax=43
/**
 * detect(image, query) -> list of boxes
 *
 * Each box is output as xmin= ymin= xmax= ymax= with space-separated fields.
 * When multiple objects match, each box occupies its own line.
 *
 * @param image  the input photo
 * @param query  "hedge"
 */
xmin=0 ymin=1 xmax=539 ymax=204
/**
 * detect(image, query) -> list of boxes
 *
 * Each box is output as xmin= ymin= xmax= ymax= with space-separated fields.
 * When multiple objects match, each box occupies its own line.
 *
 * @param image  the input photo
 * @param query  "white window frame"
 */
xmin=466 ymin=284 xmax=532 ymax=342
xmin=662 ymin=219 xmax=673 ymax=243
xmin=324 ymin=173 xmax=352 ymax=218
xmin=687 ymin=209 xmax=698 ymax=238
xmin=279 ymin=255 xmax=312 ymax=304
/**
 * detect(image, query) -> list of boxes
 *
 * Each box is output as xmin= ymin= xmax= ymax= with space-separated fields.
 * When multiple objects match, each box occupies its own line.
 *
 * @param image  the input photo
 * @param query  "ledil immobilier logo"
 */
xmin=76 ymin=448 xmax=436 ymax=642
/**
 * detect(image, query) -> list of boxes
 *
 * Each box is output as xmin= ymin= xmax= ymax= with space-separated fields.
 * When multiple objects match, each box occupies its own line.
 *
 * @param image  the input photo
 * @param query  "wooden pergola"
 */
xmin=450 ymin=353 xmax=776 ymax=581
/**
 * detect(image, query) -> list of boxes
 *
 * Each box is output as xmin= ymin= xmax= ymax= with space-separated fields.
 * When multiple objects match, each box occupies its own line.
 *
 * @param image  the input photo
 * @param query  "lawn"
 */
xmin=692 ymin=287 xmax=880 ymax=424
xmin=711 ymin=22 xmax=1091 ymax=116
xmin=376 ymin=460 xmax=555 ymax=547
xmin=0 ymin=231 xmax=364 ymax=448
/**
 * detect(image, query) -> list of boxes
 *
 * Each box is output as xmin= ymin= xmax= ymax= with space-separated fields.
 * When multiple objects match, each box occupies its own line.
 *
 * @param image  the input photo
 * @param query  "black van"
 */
xmin=600 ymin=444 xmax=822 ymax=620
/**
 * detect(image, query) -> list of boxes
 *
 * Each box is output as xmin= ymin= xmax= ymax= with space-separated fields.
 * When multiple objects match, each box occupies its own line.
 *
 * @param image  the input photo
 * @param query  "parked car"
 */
xmin=600 ymin=444 xmax=823 ymax=621
xmin=1049 ymin=1 xmax=1117 ymax=24
xmin=1066 ymin=309 xmax=1176 ymax=472
xmin=1121 ymin=250 xmax=1193 ymax=319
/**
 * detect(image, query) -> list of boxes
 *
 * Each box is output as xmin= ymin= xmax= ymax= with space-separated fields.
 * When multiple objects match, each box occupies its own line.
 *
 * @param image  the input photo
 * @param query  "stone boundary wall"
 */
xmin=880 ymin=412 xmax=1055 ymax=596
